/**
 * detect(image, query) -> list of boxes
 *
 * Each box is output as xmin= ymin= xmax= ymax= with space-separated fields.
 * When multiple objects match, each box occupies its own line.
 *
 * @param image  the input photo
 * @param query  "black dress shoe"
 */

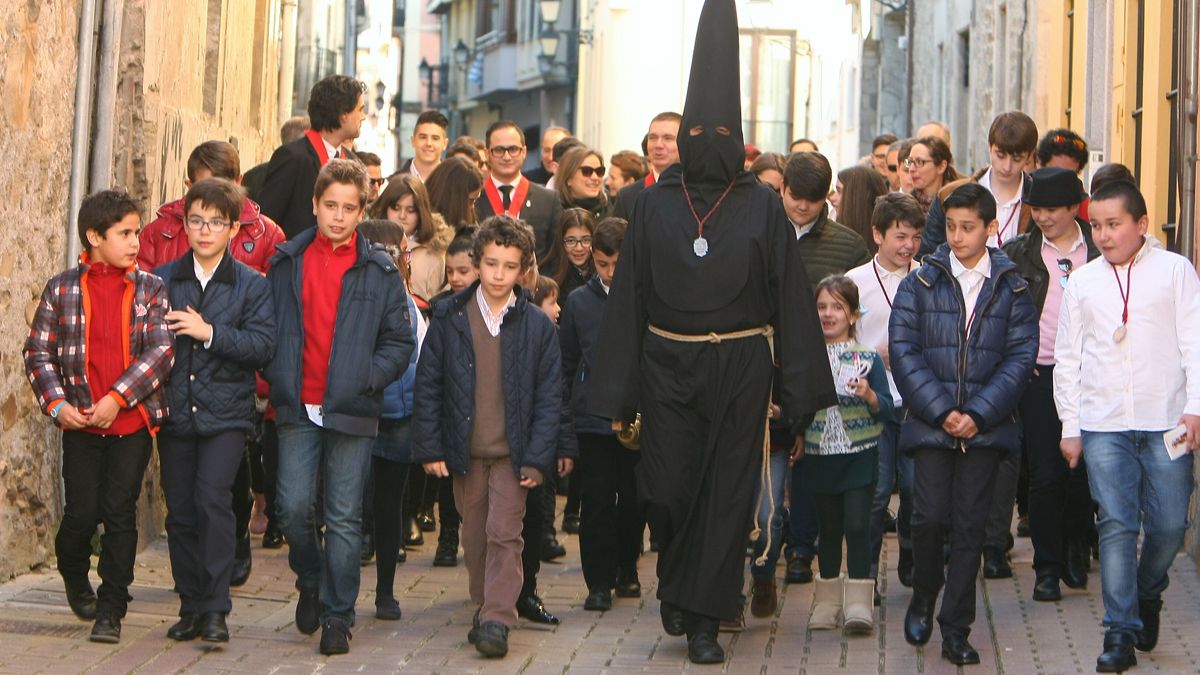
xmin=1136 ymin=598 xmax=1162 ymax=652
xmin=516 ymin=594 xmax=560 ymax=625
xmin=941 ymin=632 xmax=980 ymax=665
xmin=167 ymin=614 xmax=200 ymax=641
xmin=1032 ymin=574 xmax=1062 ymax=602
xmin=416 ymin=511 xmax=436 ymax=533
xmin=614 ymin=571 xmax=641 ymax=598
xmin=360 ymin=534 xmax=375 ymax=565
xmin=982 ymin=547 xmax=1012 ymax=579
xmin=319 ymin=620 xmax=351 ymax=655
xmin=1064 ymin=540 xmax=1090 ymax=589
xmin=897 ymin=546 xmax=914 ymax=588
xmin=904 ymin=594 xmax=936 ymax=646
xmin=541 ymin=535 xmax=566 ymax=562
xmin=89 ymin=613 xmax=121 ymax=643
xmin=784 ymin=556 xmax=813 ymax=584
xmin=1097 ymin=631 xmax=1137 ymax=672
xmin=405 ymin=518 xmax=424 ymax=547
xmin=474 ymin=621 xmax=509 ymax=658
xmin=686 ymin=615 xmax=725 ymax=664
xmin=433 ymin=538 xmax=458 ymax=567
xmin=375 ymin=596 xmax=401 ymax=621
xmin=230 ymin=555 xmax=252 ymax=587
xmin=262 ymin=524 xmax=284 ymax=549
xmin=1017 ymin=514 xmax=1031 ymax=537
xmin=562 ymin=513 xmax=581 ymax=535
xmin=397 ymin=546 xmax=407 ymax=564
xmin=200 ymin=612 xmax=229 ymax=643
xmin=584 ymin=589 xmax=612 ymax=611
xmin=64 ymin=581 xmax=98 ymax=621
xmin=660 ymin=601 xmax=686 ymax=636
xmin=295 ymin=589 xmax=321 ymax=635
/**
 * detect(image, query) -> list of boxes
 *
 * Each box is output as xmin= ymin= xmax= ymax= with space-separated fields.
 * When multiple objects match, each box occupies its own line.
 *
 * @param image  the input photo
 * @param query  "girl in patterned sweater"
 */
xmin=801 ymin=275 xmax=894 ymax=634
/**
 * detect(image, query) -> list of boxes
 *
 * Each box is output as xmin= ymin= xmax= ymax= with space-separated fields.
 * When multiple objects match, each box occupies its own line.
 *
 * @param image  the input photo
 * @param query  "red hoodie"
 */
xmin=138 ymin=197 xmax=286 ymax=274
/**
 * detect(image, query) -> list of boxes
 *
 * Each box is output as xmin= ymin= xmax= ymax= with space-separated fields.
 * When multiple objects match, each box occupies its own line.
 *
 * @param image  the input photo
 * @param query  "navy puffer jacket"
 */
xmin=156 ymin=251 xmax=276 ymax=436
xmin=411 ymin=282 xmax=563 ymax=481
xmin=889 ymin=244 xmax=1038 ymax=453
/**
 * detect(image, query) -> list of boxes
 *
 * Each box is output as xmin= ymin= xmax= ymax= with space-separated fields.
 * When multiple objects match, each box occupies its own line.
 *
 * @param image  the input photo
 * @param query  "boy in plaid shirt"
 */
xmin=24 ymin=190 xmax=174 ymax=644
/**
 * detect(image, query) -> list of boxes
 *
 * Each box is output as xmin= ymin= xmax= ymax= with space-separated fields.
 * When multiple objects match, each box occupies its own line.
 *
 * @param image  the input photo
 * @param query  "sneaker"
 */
xmin=319 ymin=620 xmax=351 ymax=655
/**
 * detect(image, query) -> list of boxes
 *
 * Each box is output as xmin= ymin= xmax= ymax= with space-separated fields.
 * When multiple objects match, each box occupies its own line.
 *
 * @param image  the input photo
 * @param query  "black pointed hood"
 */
xmin=678 ymin=0 xmax=746 ymax=188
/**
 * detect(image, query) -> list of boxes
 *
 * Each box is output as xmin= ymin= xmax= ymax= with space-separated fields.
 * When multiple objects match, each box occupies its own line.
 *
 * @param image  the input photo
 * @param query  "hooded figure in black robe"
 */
xmin=587 ymin=0 xmax=836 ymax=663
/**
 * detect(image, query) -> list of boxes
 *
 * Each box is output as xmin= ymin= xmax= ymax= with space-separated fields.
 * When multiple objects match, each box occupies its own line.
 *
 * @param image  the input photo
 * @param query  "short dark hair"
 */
xmin=447 ymin=228 xmax=476 ymax=258
xmin=415 ymin=110 xmax=449 ymax=131
xmin=987 ymin=111 xmax=1039 ymax=156
xmin=473 ymin=214 xmax=536 ymax=270
xmin=784 ymin=151 xmax=832 ymax=202
xmin=942 ymin=183 xmax=998 ymax=223
xmin=872 ymin=133 xmax=899 ymax=150
xmin=533 ymin=275 xmax=560 ymax=307
xmin=1090 ymin=162 xmax=1135 ymax=194
xmin=1090 ymin=179 xmax=1148 ymax=221
xmin=187 ymin=140 xmax=241 ymax=182
xmin=357 ymin=151 xmax=382 ymax=167
xmin=79 ymin=189 xmax=141 ymax=252
xmin=1036 ymin=128 xmax=1089 ymax=169
xmin=592 ymin=217 xmax=628 ymax=256
xmin=749 ymin=152 xmax=787 ymax=179
xmin=280 ymin=116 xmax=311 ymax=145
xmin=552 ymin=136 xmax=584 ymax=164
xmin=313 ymin=158 xmax=369 ymax=206
xmin=610 ymin=151 xmax=648 ymax=183
xmin=871 ymin=192 xmax=926 ymax=234
xmin=485 ymin=120 xmax=525 ymax=147
xmin=185 ymin=177 xmax=245 ymax=223
xmin=790 ymin=138 xmax=820 ymax=152
xmin=651 ymin=111 xmax=683 ymax=126
xmin=307 ymin=75 xmax=366 ymax=132
xmin=815 ymin=275 xmax=861 ymax=338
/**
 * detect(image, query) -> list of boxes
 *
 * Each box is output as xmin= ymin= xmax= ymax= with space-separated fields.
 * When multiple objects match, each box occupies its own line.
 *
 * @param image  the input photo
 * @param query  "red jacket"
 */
xmin=138 ymin=197 xmax=286 ymax=274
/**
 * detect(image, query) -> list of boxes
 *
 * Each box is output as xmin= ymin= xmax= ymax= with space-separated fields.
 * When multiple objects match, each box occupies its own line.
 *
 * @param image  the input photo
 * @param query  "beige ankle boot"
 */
xmin=842 ymin=578 xmax=876 ymax=635
xmin=808 ymin=574 xmax=844 ymax=630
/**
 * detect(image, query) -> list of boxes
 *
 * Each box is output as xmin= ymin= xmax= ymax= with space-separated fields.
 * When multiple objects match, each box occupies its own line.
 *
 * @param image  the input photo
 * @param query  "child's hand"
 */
xmin=558 ymin=458 xmax=574 ymax=477
xmin=849 ymin=378 xmax=878 ymax=411
xmin=951 ymin=414 xmax=978 ymax=439
xmin=519 ymin=476 xmax=539 ymax=488
xmin=1181 ymin=414 xmax=1200 ymax=452
xmin=1060 ymin=437 xmax=1083 ymax=468
xmin=423 ymin=461 xmax=449 ymax=478
xmin=768 ymin=403 xmax=782 ymax=420
xmin=942 ymin=411 xmax=964 ymax=436
xmin=789 ymin=436 xmax=805 ymax=464
xmin=57 ymin=403 xmax=90 ymax=430
xmin=166 ymin=306 xmax=213 ymax=342
xmin=84 ymin=394 xmax=121 ymax=429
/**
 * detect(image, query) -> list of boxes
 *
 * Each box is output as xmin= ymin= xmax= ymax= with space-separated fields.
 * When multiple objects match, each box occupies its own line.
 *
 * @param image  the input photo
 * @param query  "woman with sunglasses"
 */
xmin=905 ymin=136 xmax=961 ymax=216
xmin=368 ymin=174 xmax=455 ymax=307
xmin=556 ymin=147 xmax=612 ymax=220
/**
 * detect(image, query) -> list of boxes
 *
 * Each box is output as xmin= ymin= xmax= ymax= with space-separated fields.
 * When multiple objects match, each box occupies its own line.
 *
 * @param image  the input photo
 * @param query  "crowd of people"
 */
xmin=20 ymin=2 xmax=1200 ymax=670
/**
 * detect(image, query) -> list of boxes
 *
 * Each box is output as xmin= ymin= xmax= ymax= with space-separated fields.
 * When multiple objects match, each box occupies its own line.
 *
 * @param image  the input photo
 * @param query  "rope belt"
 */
xmin=647 ymin=324 xmax=779 ymax=567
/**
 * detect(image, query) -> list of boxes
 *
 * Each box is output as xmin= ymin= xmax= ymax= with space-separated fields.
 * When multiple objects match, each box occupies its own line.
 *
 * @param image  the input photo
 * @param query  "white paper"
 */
xmin=1164 ymin=423 xmax=1189 ymax=461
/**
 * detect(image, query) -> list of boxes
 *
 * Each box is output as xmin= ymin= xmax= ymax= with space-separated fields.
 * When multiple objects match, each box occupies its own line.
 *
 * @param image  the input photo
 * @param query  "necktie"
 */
xmin=499 ymin=185 xmax=513 ymax=211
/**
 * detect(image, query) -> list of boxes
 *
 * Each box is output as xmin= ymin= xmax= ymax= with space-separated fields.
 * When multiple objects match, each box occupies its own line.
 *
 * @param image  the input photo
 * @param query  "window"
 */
xmin=739 ymin=30 xmax=797 ymax=153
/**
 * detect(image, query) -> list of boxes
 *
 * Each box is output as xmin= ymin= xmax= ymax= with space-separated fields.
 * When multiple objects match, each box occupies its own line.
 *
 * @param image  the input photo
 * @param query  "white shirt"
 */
xmin=949 ymin=249 xmax=992 ymax=332
xmin=475 ymin=286 xmax=516 ymax=337
xmin=194 ymin=254 xmax=220 ymax=349
xmin=845 ymin=255 xmax=914 ymax=406
xmin=491 ymin=174 xmax=522 ymax=191
xmin=1054 ymin=237 xmax=1200 ymax=437
xmin=791 ymin=217 xmax=817 ymax=240
xmin=321 ymin=137 xmax=339 ymax=162
xmin=978 ymin=168 xmax=1024 ymax=247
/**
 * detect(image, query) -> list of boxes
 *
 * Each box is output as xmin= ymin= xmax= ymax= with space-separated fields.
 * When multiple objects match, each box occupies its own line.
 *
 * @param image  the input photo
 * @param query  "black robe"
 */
xmin=588 ymin=166 xmax=836 ymax=620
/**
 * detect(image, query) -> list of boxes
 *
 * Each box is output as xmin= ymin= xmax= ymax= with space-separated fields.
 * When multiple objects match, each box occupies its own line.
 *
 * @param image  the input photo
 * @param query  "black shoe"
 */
xmin=904 ymin=594 xmax=936 ymax=646
xmin=262 ymin=524 xmax=284 ymax=549
xmin=375 ymin=596 xmax=401 ymax=621
xmin=1017 ymin=514 xmax=1031 ymax=537
xmin=1032 ymin=574 xmax=1063 ymax=602
xmin=614 ymin=570 xmax=641 ymax=598
xmin=941 ymin=633 xmax=980 ymax=665
xmin=884 ymin=509 xmax=898 ymax=533
xmin=474 ymin=621 xmax=509 ymax=658
xmin=167 ymin=614 xmax=200 ymax=641
xmin=1097 ymin=631 xmax=1137 ymax=672
xmin=89 ymin=613 xmax=121 ymax=643
xmin=784 ymin=556 xmax=813 ymax=584
xmin=64 ymin=580 xmax=98 ymax=621
xmin=897 ymin=546 xmax=914 ymax=588
xmin=360 ymin=534 xmax=375 ymax=565
xmin=319 ymin=620 xmax=351 ymax=655
xmin=541 ymin=535 xmax=566 ymax=562
xmin=416 ymin=511 xmax=436 ymax=533
xmin=1064 ymin=540 xmax=1090 ymax=589
xmin=982 ymin=547 xmax=1012 ymax=579
xmin=584 ymin=589 xmax=612 ymax=611
xmin=467 ymin=609 xmax=481 ymax=644
xmin=200 ymin=612 xmax=229 ymax=643
xmin=295 ymin=589 xmax=321 ymax=635
xmin=231 ymin=535 xmax=252 ymax=587
xmin=515 ymin=594 xmax=559 ymax=625
xmin=660 ymin=601 xmax=686 ymax=636
xmin=1136 ymin=598 xmax=1162 ymax=652
xmin=433 ymin=538 xmax=459 ymax=567
xmin=686 ymin=615 xmax=725 ymax=664
xmin=405 ymin=517 xmax=424 ymax=547
xmin=562 ymin=513 xmax=581 ymax=535
xmin=397 ymin=546 xmax=407 ymax=564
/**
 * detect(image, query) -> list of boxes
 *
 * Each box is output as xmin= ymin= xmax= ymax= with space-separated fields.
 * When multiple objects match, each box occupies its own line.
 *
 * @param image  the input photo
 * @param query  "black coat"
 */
xmin=611 ymin=177 xmax=649 ymax=223
xmin=559 ymin=276 xmax=612 ymax=436
xmin=1001 ymin=218 xmax=1099 ymax=312
xmin=156 ymin=251 xmax=276 ymax=436
xmin=475 ymin=179 xmax=564 ymax=262
xmin=259 ymin=136 xmax=322 ymax=239
xmin=264 ymin=228 xmax=415 ymax=437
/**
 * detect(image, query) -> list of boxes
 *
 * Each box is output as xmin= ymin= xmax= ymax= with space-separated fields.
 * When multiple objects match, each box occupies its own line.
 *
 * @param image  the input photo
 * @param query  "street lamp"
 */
xmin=418 ymin=58 xmax=447 ymax=108
xmin=540 ymin=31 xmax=560 ymax=62
xmin=453 ymin=39 xmax=471 ymax=68
xmin=540 ymin=0 xmax=561 ymax=24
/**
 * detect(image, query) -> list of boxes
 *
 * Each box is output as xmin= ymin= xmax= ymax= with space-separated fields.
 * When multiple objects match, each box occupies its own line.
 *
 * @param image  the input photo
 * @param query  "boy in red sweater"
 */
xmin=24 ymin=190 xmax=174 ymax=644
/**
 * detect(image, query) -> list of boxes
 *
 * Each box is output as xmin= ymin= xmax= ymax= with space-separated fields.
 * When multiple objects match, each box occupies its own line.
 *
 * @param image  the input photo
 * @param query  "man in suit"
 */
xmin=524 ymin=126 xmax=571 ymax=186
xmin=476 ymin=120 xmax=563 ymax=262
xmin=259 ymin=75 xmax=366 ymax=239
xmin=244 ymin=116 xmax=310 ymax=205
xmin=611 ymin=112 xmax=681 ymax=221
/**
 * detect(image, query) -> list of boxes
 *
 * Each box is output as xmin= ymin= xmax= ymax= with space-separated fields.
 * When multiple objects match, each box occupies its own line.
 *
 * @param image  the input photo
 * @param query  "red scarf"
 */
xmin=305 ymin=130 xmax=333 ymax=166
xmin=483 ymin=176 xmax=532 ymax=218
xmin=645 ymin=172 xmax=656 ymax=187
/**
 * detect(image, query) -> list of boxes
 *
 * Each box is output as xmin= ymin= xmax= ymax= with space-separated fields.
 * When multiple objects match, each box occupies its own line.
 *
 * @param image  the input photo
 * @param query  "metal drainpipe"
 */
xmin=88 ymin=0 xmax=123 ymax=193
xmin=66 ymin=0 xmax=102 ymax=267
xmin=279 ymin=0 xmax=299 ymax=126
xmin=1176 ymin=0 xmax=1198 ymax=261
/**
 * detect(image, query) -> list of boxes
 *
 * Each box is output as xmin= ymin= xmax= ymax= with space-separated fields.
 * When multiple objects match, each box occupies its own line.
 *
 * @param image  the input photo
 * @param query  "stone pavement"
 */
xmin=2 ymin=498 xmax=1200 ymax=674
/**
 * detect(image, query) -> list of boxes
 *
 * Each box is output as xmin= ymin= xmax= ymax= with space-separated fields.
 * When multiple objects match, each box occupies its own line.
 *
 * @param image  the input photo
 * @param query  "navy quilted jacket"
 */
xmin=411 ymin=282 xmax=563 ymax=481
xmin=559 ymin=276 xmax=613 ymax=436
xmin=156 ymin=251 xmax=276 ymax=436
xmin=888 ymin=244 xmax=1038 ymax=453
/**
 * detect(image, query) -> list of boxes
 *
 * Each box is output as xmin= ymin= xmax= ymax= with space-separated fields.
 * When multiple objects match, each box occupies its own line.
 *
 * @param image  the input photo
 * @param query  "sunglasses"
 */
xmin=1051 ymin=135 xmax=1087 ymax=151
xmin=579 ymin=165 xmax=606 ymax=178
xmin=1058 ymin=258 xmax=1073 ymax=287
xmin=887 ymin=164 xmax=898 ymax=172
xmin=369 ymin=178 xmax=386 ymax=188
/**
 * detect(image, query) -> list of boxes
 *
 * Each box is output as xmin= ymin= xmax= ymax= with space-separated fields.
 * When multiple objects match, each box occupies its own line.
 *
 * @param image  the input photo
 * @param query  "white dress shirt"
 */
xmin=978 ymin=168 xmax=1024 ymax=247
xmin=1054 ymin=237 xmax=1200 ymax=437
xmin=194 ymin=254 xmax=220 ymax=349
xmin=845 ymin=255 xmax=914 ymax=406
xmin=949 ymin=249 xmax=992 ymax=333
xmin=475 ymin=286 xmax=516 ymax=337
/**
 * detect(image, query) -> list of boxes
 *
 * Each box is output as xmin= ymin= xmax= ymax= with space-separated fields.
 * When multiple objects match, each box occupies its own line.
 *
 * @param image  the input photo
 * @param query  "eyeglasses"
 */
xmin=369 ymin=178 xmax=386 ymax=188
xmin=185 ymin=217 xmax=231 ymax=232
xmin=564 ymin=236 xmax=593 ymax=249
xmin=1051 ymin=134 xmax=1087 ymax=151
xmin=579 ymin=165 xmax=606 ymax=178
xmin=1057 ymin=258 xmax=1073 ymax=287
xmin=903 ymin=157 xmax=932 ymax=169
xmin=489 ymin=145 xmax=524 ymax=158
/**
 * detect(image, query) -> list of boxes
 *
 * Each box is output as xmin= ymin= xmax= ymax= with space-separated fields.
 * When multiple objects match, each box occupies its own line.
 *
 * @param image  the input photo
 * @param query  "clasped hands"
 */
xmin=942 ymin=409 xmax=979 ymax=440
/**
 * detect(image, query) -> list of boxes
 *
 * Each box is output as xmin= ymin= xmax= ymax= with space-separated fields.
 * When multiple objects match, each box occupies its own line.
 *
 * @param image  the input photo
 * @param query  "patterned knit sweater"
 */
xmin=804 ymin=341 xmax=894 ymax=456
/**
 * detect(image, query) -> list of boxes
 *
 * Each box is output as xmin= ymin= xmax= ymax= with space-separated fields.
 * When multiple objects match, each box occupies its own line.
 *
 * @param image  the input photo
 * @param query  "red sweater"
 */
xmin=301 ymin=232 xmax=358 ymax=406
xmin=84 ymin=263 xmax=146 ymax=435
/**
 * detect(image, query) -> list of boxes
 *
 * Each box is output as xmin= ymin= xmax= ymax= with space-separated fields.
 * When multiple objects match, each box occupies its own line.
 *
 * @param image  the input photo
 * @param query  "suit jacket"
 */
xmin=523 ymin=165 xmax=552 ymax=186
xmin=259 ymin=136 xmax=355 ymax=239
xmin=475 ymin=178 xmax=563 ymax=262
xmin=611 ymin=178 xmax=648 ymax=222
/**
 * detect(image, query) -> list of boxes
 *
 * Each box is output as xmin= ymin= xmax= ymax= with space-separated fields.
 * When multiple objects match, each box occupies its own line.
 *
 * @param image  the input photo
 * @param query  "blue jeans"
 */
xmin=1083 ymin=430 xmax=1194 ymax=636
xmin=750 ymin=449 xmax=789 ymax=580
xmin=870 ymin=414 xmax=912 ymax=572
xmin=786 ymin=457 xmax=819 ymax=561
xmin=276 ymin=420 xmax=374 ymax=625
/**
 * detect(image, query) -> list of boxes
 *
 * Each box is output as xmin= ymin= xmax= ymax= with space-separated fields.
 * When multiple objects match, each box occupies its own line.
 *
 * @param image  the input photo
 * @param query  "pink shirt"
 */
xmin=1038 ymin=231 xmax=1089 ymax=365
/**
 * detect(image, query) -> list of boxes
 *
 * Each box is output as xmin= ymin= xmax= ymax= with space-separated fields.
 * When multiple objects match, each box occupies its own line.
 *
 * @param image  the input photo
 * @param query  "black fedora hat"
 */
xmin=1024 ymin=167 xmax=1088 ymax=208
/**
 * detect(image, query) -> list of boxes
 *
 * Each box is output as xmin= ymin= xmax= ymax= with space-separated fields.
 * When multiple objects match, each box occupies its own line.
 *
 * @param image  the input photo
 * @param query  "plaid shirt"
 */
xmin=24 ymin=258 xmax=174 ymax=431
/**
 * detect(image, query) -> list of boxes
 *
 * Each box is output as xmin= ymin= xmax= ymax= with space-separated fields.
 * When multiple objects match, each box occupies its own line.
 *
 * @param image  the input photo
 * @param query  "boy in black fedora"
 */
xmin=1001 ymin=167 xmax=1099 ymax=602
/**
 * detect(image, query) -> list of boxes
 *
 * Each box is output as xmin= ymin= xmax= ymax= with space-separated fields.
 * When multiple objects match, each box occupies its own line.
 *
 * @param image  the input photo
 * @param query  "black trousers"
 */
xmin=56 ymin=429 xmax=152 ymax=617
xmin=372 ymin=455 xmax=410 ymax=598
xmin=232 ymin=448 xmax=252 ymax=557
xmin=578 ymin=433 xmax=643 ymax=591
xmin=521 ymin=483 xmax=545 ymax=598
xmin=1021 ymin=365 xmax=1093 ymax=575
xmin=159 ymin=430 xmax=247 ymax=615
xmin=912 ymin=446 xmax=1003 ymax=638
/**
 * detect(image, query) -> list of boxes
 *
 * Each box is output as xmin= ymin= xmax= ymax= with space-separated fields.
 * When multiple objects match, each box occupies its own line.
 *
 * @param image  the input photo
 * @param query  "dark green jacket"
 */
xmin=794 ymin=205 xmax=871 ymax=290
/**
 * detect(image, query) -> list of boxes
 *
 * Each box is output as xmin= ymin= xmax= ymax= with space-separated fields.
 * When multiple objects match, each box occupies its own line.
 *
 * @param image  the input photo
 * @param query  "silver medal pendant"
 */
xmin=1113 ymin=324 xmax=1128 ymax=343
xmin=693 ymin=236 xmax=709 ymax=257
